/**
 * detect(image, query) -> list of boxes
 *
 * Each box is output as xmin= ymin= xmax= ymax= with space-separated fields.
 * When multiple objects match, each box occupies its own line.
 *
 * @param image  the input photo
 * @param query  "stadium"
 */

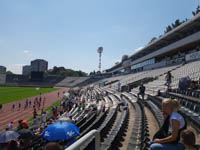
xmin=1 ymin=2 xmax=200 ymax=150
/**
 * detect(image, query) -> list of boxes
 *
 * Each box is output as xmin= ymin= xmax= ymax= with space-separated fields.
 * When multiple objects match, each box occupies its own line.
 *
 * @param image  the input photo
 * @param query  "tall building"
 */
xmin=22 ymin=65 xmax=31 ymax=75
xmin=31 ymin=59 xmax=48 ymax=72
xmin=0 ymin=66 xmax=6 ymax=73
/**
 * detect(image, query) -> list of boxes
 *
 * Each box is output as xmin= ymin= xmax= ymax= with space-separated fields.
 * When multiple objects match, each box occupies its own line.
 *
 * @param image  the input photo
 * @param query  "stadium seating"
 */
xmin=127 ymin=101 xmax=149 ymax=150
xmin=55 ymin=77 xmax=90 ymax=87
xmin=2 ymin=60 xmax=200 ymax=150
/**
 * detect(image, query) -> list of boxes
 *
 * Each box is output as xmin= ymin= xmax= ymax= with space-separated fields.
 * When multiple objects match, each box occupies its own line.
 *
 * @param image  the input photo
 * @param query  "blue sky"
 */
xmin=0 ymin=0 xmax=199 ymax=74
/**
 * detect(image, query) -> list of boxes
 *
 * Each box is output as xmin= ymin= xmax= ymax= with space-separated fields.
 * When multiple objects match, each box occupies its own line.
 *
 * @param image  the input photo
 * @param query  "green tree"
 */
xmin=0 ymin=71 xmax=13 ymax=75
xmin=192 ymin=5 xmax=200 ymax=16
xmin=148 ymin=37 xmax=157 ymax=44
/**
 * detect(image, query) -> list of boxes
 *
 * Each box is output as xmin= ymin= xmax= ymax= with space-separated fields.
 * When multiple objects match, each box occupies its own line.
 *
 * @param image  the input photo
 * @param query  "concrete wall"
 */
xmin=0 ymin=74 xmax=6 ymax=85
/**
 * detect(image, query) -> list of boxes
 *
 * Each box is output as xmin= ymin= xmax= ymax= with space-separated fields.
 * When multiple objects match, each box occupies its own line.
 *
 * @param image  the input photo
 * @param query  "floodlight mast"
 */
xmin=97 ymin=47 xmax=103 ymax=73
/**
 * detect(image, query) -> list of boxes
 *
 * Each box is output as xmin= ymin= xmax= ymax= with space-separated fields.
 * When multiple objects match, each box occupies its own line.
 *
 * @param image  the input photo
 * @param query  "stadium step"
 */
xmin=101 ymin=109 xmax=121 ymax=143
xmin=144 ymin=105 xmax=159 ymax=140
xmin=119 ymin=100 xmax=135 ymax=150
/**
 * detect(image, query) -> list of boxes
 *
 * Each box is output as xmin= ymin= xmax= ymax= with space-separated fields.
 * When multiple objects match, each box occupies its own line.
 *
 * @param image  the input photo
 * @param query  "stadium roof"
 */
xmin=106 ymin=13 xmax=200 ymax=72
xmin=130 ymin=13 xmax=200 ymax=60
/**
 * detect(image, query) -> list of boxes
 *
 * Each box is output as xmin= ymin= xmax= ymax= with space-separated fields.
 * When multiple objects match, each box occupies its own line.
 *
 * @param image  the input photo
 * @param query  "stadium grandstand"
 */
xmin=105 ymin=13 xmax=200 ymax=75
xmin=1 ymin=8 xmax=200 ymax=150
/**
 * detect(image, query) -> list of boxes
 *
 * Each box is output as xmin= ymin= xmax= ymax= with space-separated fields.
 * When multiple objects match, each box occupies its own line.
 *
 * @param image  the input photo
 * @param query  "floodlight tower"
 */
xmin=97 ymin=47 xmax=103 ymax=73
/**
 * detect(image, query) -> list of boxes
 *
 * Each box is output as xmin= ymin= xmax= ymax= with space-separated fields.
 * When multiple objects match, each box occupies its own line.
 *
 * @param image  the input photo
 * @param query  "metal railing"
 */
xmin=65 ymin=129 xmax=100 ymax=150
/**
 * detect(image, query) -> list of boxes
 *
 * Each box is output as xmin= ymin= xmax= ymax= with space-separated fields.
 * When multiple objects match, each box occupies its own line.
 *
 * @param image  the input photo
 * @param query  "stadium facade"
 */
xmin=0 ymin=65 xmax=6 ymax=73
xmin=105 ymin=13 xmax=200 ymax=75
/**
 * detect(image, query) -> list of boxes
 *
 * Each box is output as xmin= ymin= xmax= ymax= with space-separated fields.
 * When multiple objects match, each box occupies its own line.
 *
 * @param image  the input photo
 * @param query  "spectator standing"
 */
xmin=42 ymin=111 xmax=47 ymax=123
xmin=33 ymin=114 xmax=40 ymax=129
xmin=165 ymin=71 xmax=173 ymax=90
xmin=118 ymin=81 xmax=121 ymax=92
xmin=137 ymin=84 xmax=146 ymax=102
xmin=8 ymin=121 xmax=14 ymax=130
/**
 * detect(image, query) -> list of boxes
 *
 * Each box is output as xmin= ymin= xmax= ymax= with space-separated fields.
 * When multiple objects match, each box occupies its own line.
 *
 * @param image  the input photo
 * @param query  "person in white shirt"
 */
xmin=66 ymin=111 xmax=71 ymax=118
xmin=118 ymin=95 xmax=127 ymax=111
xmin=8 ymin=121 xmax=14 ymax=130
xmin=42 ymin=112 xmax=47 ymax=123
xmin=151 ymin=98 xmax=186 ymax=150
xmin=33 ymin=114 xmax=41 ymax=129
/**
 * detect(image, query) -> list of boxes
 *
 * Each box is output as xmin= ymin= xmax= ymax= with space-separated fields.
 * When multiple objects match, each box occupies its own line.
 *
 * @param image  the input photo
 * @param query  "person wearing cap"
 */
xmin=8 ymin=121 xmax=14 ymax=130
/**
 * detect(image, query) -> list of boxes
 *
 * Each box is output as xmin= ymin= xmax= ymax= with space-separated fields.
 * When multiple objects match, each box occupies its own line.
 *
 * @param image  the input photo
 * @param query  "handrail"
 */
xmin=65 ymin=129 xmax=100 ymax=150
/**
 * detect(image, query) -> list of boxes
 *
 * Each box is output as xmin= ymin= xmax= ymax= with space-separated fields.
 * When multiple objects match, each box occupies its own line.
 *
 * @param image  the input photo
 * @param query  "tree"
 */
xmin=174 ymin=19 xmax=181 ymax=27
xmin=148 ymin=37 xmax=157 ymax=44
xmin=164 ymin=19 xmax=185 ymax=34
xmin=0 ymin=71 xmax=13 ymax=75
xmin=192 ymin=5 xmax=200 ymax=16
xmin=46 ymin=66 xmax=87 ymax=77
xmin=165 ymin=25 xmax=172 ymax=33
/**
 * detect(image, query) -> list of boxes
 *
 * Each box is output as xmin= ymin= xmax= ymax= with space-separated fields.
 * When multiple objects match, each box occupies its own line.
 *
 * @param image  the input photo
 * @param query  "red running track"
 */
xmin=0 ymin=87 xmax=68 ymax=132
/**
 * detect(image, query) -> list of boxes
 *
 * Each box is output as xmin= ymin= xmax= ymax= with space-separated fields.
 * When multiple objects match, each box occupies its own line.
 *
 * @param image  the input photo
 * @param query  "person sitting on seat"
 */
xmin=181 ymin=129 xmax=197 ymax=150
xmin=151 ymin=98 xmax=186 ymax=150
xmin=44 ymin=142 xmax=63 ymax=150
xmin=190 ymin=81 xmax=198 ymax=91
xmin=118 ymin=94 xmax=127 ymax=111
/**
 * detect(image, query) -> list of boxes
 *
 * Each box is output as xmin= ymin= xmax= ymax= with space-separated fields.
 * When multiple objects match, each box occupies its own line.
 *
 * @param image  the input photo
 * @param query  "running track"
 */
xmin=0 ymin=87 xmax=68 ymax=132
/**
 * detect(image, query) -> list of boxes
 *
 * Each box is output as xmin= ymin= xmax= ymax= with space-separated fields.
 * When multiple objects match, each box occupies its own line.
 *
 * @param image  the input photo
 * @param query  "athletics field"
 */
xmin=0 ymin=86 xmax=59 ymax=104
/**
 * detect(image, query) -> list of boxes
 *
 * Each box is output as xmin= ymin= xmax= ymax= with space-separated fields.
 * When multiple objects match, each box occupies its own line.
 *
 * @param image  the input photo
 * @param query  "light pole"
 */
xmin=97 ymin=47 xmax=103 ymax=73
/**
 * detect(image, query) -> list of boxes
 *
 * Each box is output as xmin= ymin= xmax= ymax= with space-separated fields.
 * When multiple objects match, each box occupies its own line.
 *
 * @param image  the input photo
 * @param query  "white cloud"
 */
xmin=23 ymin=50 xmax=29 ymax=54
xmin=7 ymin=64 xmax=25 ymax=74
xmin=22 ymin=50 xmax=33 ymax=58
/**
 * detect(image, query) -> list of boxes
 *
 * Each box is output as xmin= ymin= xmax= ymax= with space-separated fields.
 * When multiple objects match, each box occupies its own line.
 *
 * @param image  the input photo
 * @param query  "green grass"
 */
xmin=0 ymin=86 xmax=60 ymax=104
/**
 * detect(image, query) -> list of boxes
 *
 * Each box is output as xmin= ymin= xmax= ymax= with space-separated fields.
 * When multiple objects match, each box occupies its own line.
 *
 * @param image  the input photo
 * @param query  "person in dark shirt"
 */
xmin=137 ymin=84 xmax=146 ymax=102
xmin=12 ymin=103 xmax=15 ymax=110
xmin=17 ymin=120 xmax=23 ymax=130
xmin=165 ymin=71 xmax=173 ymax=90
xmin=18 ymin=102 xmax=21 ymax=111
xmin=0 ymin=104 xmax=2 ymax=111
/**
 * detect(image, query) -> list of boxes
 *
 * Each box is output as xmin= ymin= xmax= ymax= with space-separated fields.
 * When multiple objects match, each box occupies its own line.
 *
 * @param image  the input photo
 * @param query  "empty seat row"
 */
xmin=101 ymin=108 xmax=129 ymax=150
xmin=127 ymin=101 xmax=150 ymax=150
